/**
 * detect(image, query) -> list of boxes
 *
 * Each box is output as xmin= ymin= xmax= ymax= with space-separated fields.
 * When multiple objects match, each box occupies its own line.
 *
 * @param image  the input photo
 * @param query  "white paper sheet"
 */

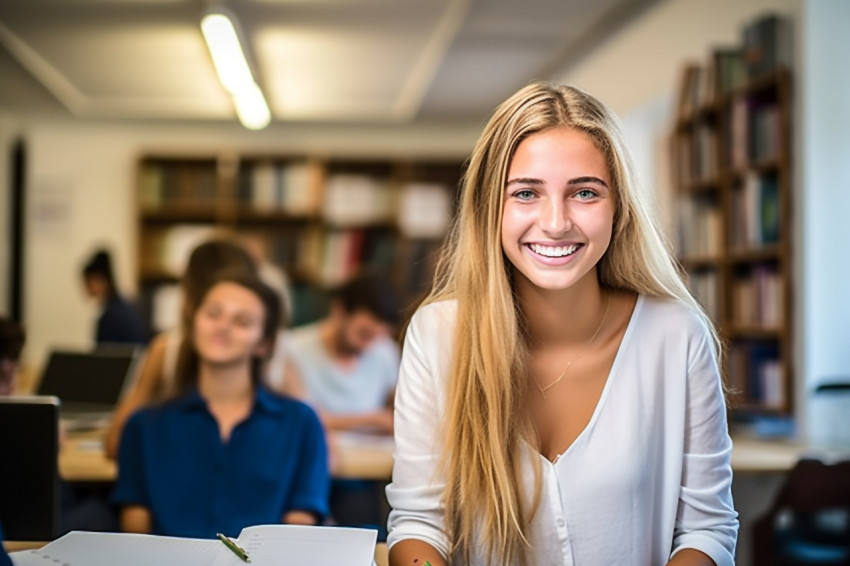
xmin=10 ymin=526 xmax=378 ymax=566
xmin=215 ymin=525 xmax=377 ymax=566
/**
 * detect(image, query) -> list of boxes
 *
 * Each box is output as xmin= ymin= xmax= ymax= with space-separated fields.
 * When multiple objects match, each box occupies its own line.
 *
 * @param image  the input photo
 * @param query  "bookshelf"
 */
xmin=136 ymin=153 xmax=463 ymax=330
xmin=672 ymin=16 xmax=793 ymax=416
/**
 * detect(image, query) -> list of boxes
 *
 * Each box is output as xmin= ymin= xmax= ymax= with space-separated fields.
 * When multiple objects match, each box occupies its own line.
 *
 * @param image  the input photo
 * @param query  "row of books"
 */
xmin=730 ymin=265 xmax=784 ymax=328
xmin=237 ymin=160 xmax=323 ymax=216
xmin=725 ymin=98 xmax=782 ymax=169
xmin=728 ymin=341 xmax=785 ymax=409
xmin=677 ymin=195 xmax=722 ymax=259
xmin=141 ymin=160 xmax=455 ymax=236
xmin=139 ymin=161 xmax=218 ymax=209
xmin=674 ymin=123 xmax=718 ymax=186
xmin=676 ymin=13 xmax=790 ymax=121
xmin=730 ymin=172 xmax=780 ymax=249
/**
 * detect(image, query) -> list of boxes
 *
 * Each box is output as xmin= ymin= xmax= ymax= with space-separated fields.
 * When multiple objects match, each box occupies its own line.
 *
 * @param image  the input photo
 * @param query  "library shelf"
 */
xmin=672 ymin=30 xmax=793 ymax=417
xmin=135 ymin=153 xmax=465 ymax=329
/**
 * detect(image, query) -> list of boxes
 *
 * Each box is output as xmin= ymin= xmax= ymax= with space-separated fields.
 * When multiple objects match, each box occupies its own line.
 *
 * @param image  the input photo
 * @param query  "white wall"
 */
xmin=799 ymin=0 xmax=850 ymax=440
xmin=557 ymin=0 xmax=802 ymax=118
xmin=18 ymin=118 xmax=480 ymax=376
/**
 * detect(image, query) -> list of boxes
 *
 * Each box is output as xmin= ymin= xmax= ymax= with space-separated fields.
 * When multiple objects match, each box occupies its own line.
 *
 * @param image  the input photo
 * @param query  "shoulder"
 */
xmin=258 ymin=388 xmax=322 ymax=426
xmin=636 ymin=295 xmax=711 ymax=340
xmin=122 ymin=403 xmax=163 ymax=438
xmin=400 ymin=299 xmax=458 ymax=381
xmin=407 ymin=299 xmax=458 ymax=338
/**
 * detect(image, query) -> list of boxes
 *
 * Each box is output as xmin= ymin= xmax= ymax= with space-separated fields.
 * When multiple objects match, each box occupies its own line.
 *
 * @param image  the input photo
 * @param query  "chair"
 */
xmin=752 ymin=458 xmax=850 ymax=565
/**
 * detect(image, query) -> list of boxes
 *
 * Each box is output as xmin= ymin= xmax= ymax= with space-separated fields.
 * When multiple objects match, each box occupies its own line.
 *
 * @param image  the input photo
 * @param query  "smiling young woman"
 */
xmin=385 ymin=83 xmax=738 ymax=566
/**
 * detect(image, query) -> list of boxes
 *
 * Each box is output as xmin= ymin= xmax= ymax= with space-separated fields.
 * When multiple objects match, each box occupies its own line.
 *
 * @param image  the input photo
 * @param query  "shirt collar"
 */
xmin=173 ymin=385 xmax=285 ymax=415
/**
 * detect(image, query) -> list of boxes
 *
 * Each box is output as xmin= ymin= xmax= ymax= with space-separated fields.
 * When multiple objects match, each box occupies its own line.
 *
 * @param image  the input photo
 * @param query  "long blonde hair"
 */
xmin=420 ymin=82 xmax=719 ymax=565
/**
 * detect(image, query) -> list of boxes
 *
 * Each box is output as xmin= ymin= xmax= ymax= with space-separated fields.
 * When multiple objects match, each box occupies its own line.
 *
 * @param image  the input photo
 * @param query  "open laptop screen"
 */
xmin=0 ymin=396 xmax=60 ymax=541
xmin=36 ymin=350 xmax=137 ymax=413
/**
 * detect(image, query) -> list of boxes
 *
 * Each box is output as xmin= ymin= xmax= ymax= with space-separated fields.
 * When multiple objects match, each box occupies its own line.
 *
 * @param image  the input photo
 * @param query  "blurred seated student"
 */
xmin=275 ymin=273 xmax=401 ymax=435
xmin=82 ymin=249 xmax=149 ymax=346
xmin=237 ymin=232 xmax=294 ymax=324
xmin=113 ymin=270 xmax=329 ymax=537
xmin=105 ymin=238 xmax=258 ymax=459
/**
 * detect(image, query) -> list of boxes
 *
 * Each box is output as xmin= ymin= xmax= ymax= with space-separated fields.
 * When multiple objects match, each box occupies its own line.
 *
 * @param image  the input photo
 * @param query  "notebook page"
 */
xmin=11 ymin=531 xmax=224 ymax=566
xmin=213 ymin=524 xmax=377 ymax=566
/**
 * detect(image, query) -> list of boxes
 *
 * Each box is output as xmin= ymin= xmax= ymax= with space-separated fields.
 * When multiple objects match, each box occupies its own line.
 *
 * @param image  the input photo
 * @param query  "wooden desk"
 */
xmin=329 ymin=431 xmax=394 ymax=481
xmin=59 ymin=429 xmax=394 ymax=483
xmin=731 ymin=435 xmax=850 ymax=473
xmin=59 ymin=429 xmax=116 ymax=482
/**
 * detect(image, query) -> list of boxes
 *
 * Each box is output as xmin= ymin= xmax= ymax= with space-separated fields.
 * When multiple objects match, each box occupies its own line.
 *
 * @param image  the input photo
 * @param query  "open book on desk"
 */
xmin=11 ymin=524 xmax=378 ymax=566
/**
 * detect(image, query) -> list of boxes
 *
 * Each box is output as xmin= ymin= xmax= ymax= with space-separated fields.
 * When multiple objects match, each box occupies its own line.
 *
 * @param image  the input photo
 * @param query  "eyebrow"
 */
xmin=505 ymin=176 xmax=609 ymax=188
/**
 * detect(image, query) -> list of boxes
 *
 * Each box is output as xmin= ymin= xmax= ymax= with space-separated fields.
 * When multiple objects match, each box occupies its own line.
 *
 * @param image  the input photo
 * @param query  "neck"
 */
xmin=319 ymin=317 xmax=352 ymax=362
xmin=197 ymin=360 xmax=254 ymax=403
xmin=516 ymin=276 xmax=607 ymax=347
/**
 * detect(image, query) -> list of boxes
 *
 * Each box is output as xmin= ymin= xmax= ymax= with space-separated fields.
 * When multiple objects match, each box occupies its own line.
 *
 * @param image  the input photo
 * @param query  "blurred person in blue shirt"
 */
xmin=113 ymin=269 xmax=329 ymax=538
xmin=82 ymin=249 xmax=149 ymax=346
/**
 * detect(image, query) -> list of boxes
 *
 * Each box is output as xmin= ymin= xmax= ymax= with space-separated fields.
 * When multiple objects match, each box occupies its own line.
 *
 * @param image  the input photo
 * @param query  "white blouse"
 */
xmin=386 ymin=295 xmax=738 ymax=566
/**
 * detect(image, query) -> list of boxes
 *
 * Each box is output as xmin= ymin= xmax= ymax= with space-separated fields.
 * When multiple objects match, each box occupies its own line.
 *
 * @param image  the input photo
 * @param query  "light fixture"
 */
xmin=201 ymin=7 xmax=271 ymax=130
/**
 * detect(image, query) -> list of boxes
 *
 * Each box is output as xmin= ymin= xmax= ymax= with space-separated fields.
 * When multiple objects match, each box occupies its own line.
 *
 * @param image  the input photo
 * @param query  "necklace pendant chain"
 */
xmin=535 ymin=293 xmax=611 ymax=399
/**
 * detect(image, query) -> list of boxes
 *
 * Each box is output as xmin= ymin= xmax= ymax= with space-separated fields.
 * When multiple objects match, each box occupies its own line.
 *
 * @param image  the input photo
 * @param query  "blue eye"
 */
xmin=576 ymin=189 xmax=597 ymax=200
xmin=513 ymin=189 xmax=535 ymax=200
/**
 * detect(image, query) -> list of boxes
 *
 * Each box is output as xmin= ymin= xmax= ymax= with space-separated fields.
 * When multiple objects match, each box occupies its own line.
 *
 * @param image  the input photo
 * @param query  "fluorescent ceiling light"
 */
xmin=201 ymin=8 xmax=271 ymax=130
xmin=233 ymin=82 xmax=272 ymax=131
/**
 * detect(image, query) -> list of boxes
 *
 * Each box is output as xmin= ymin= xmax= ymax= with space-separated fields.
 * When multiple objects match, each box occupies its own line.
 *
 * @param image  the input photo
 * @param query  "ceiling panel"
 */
xmin=0 ymin=0 xmax=659 ymax=125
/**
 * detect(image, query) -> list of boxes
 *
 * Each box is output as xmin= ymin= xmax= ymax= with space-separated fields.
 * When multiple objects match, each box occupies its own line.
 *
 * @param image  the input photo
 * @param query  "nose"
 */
xmin=540 ymin=196 xmax=572 ymax=234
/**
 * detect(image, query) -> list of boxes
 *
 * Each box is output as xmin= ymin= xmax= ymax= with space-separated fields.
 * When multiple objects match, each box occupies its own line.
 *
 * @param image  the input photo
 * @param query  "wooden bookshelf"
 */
xmin=673 ymin=45 xmax=793 ymax=416
xmin=136 ymin=153 xmax=464 ymax=330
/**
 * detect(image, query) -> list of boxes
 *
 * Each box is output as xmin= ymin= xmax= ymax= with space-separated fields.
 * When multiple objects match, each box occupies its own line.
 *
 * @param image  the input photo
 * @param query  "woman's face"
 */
xmin=500 ymin=126 xmax=614 ymax=294
xmin=193 ymin=282 xmax=266 ymax=366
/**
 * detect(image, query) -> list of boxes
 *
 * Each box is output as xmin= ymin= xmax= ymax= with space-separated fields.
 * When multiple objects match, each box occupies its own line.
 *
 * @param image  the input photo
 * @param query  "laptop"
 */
xmin=36 ymin=349 xmax=138 ymax=427
xmin=0 ymin=395 xmax=60 ymax=541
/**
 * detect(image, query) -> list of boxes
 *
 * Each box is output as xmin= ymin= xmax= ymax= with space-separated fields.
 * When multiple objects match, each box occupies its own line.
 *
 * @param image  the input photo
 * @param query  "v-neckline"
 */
xmin=538 ymin=294 xmax=644 ymax=466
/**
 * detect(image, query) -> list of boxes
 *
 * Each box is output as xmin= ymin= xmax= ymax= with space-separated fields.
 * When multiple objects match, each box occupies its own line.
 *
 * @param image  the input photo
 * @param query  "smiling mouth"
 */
xmin=527 ymin=243 xmax=581 ymax=258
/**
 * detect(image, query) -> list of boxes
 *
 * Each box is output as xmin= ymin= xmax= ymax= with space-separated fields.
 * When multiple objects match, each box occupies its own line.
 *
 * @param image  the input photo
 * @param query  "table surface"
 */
xmin=59 ymin=428 xmax=395 ymax=482
xmin=60 ymin=426 xmax=850 ymax=483
xmin=729 ymin=434 xmax=850 ymax=473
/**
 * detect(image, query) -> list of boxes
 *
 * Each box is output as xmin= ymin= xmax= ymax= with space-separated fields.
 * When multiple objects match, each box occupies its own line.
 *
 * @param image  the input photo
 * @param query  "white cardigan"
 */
xmin=386 ymin=295 xmax=738 ymax=565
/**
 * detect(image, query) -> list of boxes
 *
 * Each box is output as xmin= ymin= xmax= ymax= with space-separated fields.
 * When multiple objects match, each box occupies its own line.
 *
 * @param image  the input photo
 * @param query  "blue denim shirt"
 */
xmin=114 ymin=386 xmax=329 ymax=538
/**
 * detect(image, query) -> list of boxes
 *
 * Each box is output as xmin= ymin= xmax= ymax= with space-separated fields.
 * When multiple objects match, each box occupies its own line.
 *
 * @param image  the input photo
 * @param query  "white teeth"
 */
xmin=529 ymin=243 xmax=579 ymax=257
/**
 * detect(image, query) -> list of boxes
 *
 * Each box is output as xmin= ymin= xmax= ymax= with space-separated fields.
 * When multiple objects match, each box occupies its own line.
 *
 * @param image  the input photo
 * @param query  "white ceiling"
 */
xmin=0 ymin=0 xmax=659 ymax=126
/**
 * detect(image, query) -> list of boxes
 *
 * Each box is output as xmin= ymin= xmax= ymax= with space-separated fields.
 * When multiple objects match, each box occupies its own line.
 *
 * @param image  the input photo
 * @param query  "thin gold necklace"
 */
xmin=535 ymin=292 xmax=611 ymax=399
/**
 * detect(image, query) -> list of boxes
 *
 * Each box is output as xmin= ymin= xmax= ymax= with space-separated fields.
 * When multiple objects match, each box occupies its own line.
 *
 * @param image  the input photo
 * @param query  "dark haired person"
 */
xmin=276 ymin=273 xmax=401 ymax=538
xmin=113 ymin=271 xmax=329 ymax=537
xmin=82 ymin=249 xmax=148 ymax=346
xmin=277 ymin=273 xmax=401 ymax=435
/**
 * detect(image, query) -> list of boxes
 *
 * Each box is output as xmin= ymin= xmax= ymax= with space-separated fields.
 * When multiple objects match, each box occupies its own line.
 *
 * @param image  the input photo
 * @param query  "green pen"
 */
xmin=216 ymin=532 xmax=252 ymax=563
